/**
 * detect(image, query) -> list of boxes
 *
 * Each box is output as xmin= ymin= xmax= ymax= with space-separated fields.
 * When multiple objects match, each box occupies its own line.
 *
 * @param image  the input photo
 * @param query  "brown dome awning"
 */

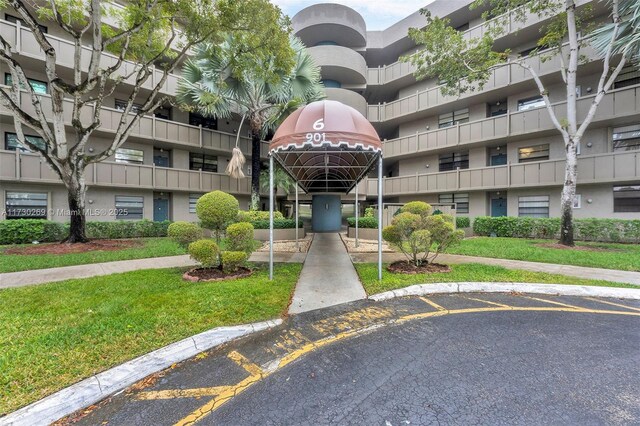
xmin=270 ymin=100 xmax=382 ymax=193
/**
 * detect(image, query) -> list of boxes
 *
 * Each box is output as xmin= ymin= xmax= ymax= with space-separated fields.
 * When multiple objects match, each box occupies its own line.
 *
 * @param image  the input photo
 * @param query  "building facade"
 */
xmin=293 ymin=1 xmax=640 ymax=221
xmin=0 ymin=1 xmax=639 ymax=224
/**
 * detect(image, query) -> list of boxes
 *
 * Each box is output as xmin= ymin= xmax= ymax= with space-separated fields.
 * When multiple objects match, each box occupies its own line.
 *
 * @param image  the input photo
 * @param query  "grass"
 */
xmin=0 ymin=263 xmax=301 ymax=415
xmin=355 ymin=263 xmax=635 ymax=295
xmin=446 ymin=237 xmax=640 ymax=272
xmin=0 ymin=238 xmax=186 ymax=273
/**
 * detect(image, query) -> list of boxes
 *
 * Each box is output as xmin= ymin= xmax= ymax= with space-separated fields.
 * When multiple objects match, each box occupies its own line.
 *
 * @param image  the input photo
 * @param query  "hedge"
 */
xmin=456 ymin=217 xmax=471 ymax=228
xmin=0 ymin=219 xmax=171 ymax=245
xmin=237 ymin=210 xmax=283 ymax=222
xmin=250 ymin=219 xmax=303 ymax=229
xmin=473 ymin=216 xmax=640 ymax=243
xmin=346 ymin=217 xmax=378 ymax=229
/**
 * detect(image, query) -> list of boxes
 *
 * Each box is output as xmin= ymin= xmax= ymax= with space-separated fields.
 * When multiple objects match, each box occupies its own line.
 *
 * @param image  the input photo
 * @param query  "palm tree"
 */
xmin=260 ymin=164 xmax=297 ymax=195
xmin=590 ymin=0 xmax=640 ymax=64
xmin=177 ymin=36 xmax=324 ymax=210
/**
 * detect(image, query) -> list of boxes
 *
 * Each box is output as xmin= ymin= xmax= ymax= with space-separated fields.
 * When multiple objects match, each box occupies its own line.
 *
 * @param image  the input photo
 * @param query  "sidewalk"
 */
xmin=0 ymin=252 xmax=306 ymax=289
xmin=288 ymin=233 xmax=366 ymax=314
xmin=349 ymin=252 xmax=640 ymax=286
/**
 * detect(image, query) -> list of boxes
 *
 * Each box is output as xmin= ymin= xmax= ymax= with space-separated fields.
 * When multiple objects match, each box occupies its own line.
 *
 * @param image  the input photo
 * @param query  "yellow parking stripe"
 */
xmin=584 ymin=297 xmax=640 ymax=312
xmin=137 ymin=386 xmax=230 ymax=400
xmin=227 ymin=350 xmax=262 ymax=376
xmin=461 ymin=296 xmax=511 ymax=308
xmin=419 ymin=296 xmax=447 ymax=311
xmin=520 ymin=296 xmax=589 ymax=310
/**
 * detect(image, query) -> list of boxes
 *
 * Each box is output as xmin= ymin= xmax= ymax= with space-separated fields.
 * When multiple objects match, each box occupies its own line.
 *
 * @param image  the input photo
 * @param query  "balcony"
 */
xmin=0 ymin=150 xmax=252 ymax=194
xmin=367 ymin=151 xmax=640 ymax=196
xmin=307 ymin=45 xmax=367 ymax=85
xmin=381 ymin=83 xmax=640 ymax=158
xmin=0 ymin=19 xmax=182 ymax=97
xmin=292 ymin=4 xmax=367 ymax=48
xmin=324 ymin=88 xmax=368 ymax=117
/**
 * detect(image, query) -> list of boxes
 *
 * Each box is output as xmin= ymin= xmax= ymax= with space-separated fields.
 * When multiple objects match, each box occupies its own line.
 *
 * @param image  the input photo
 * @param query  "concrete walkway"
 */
xmin=350 ymin=252 xmax=640 ymax=286
xmin=0 ymin=252 xmax=305 ymax=289
xmin=288 ymin=233 xmax=366 ymax=314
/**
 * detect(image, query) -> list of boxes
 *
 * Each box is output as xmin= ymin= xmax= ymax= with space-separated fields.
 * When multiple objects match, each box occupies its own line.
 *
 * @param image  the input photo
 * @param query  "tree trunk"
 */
xmin=559 ymin=137 xmax=578 ymax=246
xmin=250 ymin=131 xmax=261 ymax=211
xmin=64 ymin=170 xmax=89 ymax=243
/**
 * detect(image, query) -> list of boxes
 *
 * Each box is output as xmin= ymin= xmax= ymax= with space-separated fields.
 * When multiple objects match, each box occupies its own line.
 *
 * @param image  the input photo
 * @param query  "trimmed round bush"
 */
xmin=226 ymin=222 xmax=255 ymax=254
xmin=401 ymin=201 xmax=432 ymax=216
xmin=188 ymin=239 xmax=220 ymax=268
xmin=196 ymin=191 xmax=239 ymax=239
xmin=221 ymin=251 xmax=248 ymax=273
xmin=168 ymin=221 xmax=204 ymax=248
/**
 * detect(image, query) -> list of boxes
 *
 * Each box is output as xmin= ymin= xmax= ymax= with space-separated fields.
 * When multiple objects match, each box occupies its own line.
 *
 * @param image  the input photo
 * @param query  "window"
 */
xmin=321 ymin=79 xmax=341 ymax=88
xmin=5 ymin=13 xmax=48 ymax=33
xmin=573 ymin=194 xmax=581 ymax=209
xmin=613 ymin=125 xmax=640 ymax=152
xmin=189 ymin=194 xmax=202 ymax=213
xmin=5 ymin=191 xmax=47 ymax=219
xmin=115 ymin=148 xmax=144 ymax=164
xmin=614 ymin=65 xmax=640 ymax=89
xmin=613 ymin=185 xmax=640 ymax=213
xmin=439 ymin=152 xmax=469 ymax=171
xmin=115 ymin=196 xmax=144 ymax=220
xmin=5 ymin=132 xmax=46 ymax=152
xmin=190 ymin=153 xmax=217 ymax=172
xmin=439 ymin=193 xmax=469 ymax=214
xmin=487 ymin=100 xmax=507 ymax=117
xmin=518 ymin=195 xmax=550 ymax=217
xmin=438 ymin=108 xmax=469 ymax=128
xmin=115 ymin=99 xmax=142 ymax=113
xmin=4 ymin=73 xmax=48 ymax=94
xmin=154 ymin=106 xmax=171 ymax=120
xmin=517 ymin=96 xmax=545 ymax=111
xmin=518 ymin=144 xmax=549 ymax=163
xmin=189 ymin=112 xmax=217 ymax=130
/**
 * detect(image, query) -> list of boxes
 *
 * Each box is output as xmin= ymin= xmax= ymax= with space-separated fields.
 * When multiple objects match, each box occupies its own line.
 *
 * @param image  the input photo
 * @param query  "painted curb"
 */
xmin=369 ymin=282 xmax=640 ymax=302
xmin=0 ymin=319 xmax=283 ymax=426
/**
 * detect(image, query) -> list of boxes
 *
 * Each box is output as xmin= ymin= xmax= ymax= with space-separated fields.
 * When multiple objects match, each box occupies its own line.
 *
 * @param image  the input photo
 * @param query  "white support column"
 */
xmin=377 ymin=154 xmax=383 ymax=281
xmin=295 ymin=184 xmax=299 ymax=251
xmin=269 ymin=155 xmax=274 ymax=281
xmin=355 ymin=182 xmax=359 ymax=248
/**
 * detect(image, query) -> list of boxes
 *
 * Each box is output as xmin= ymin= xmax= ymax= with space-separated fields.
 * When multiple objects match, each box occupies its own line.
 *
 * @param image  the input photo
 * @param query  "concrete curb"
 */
xmin=0 ymin=319 xmax=283 ymax=426
xmin=369 ymin=282 xmax=640 ymax=302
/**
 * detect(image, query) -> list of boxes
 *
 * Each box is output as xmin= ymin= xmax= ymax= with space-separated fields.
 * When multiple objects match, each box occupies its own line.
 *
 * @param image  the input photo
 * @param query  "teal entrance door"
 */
xmin=311 ymin=195 xmax=342 ymax=232
xmin=154 ymin=198 xmax=169 ymax=222
xmin=491 ymin=198 xmax=507 ymax=217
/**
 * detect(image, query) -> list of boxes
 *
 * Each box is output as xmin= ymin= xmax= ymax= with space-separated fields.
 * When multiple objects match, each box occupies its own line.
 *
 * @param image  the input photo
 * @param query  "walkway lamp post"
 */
xmin=269 ymin=155 xmax=274 ymax=281
xmin=355 ymin=182 xmax=359 ymax=248
xmin=378 ymin=153 xmax=383 ymax=281
xmin=295 ymin=184 xmax=299 ymax=251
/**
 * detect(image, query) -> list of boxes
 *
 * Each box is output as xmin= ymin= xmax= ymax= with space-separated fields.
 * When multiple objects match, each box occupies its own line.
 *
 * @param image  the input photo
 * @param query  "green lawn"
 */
xmin=0 ymin=238 xmax=185 ymax=273
xmin=355 ymin=263 xmax=634 ymax=295
xmin=0 ymin=263 xmax=301 ymax=415
xmin=446 ymin=237 xmax=640 ymax=271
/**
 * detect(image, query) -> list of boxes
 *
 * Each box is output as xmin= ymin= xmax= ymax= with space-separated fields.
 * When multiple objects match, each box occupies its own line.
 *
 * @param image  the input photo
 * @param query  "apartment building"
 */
xmin=0 ymin=1 xmax=639 ymax=225
xmin=293 ymin=1 xmax=640 ymax=220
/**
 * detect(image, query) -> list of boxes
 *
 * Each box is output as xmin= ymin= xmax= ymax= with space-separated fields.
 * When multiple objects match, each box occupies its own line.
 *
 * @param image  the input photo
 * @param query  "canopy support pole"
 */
xmin=377 ymin=153 xmax=383 ymax=282
xmin=355 ymin=182 xmax=359 ymax=248
xmin=269 ymin=155 xmax=274 ymax=281
xmin=295 ymin=184 xmax=299 ymax=251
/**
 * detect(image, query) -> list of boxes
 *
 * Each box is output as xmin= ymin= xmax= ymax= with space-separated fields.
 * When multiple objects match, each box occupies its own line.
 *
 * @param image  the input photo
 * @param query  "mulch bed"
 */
xmin=183 ymin=267 xmax=253 ymax=282
xmin=387 ymin=261 xmax=451 ymax=274
xmin=535 ymin=243 xmax=619 ymax=252
xmin=3 ymin=239 xmax=142 ymax=255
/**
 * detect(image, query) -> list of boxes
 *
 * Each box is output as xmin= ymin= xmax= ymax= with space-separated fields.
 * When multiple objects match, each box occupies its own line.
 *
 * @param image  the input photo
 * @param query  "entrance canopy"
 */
xmin=270 ymin=100 xmax=382 ymax=193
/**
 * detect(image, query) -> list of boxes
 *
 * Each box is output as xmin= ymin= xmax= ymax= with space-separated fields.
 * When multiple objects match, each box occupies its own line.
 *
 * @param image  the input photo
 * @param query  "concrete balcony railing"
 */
xmin=307 ymin=45 xmax=367 ymax=84
xmin=368 ymin=44 xmax=599 ymax=123
xmin=324 ymin=88 xmax=368 ymax=117
xmin=0 ymin=150 xmax=252 ymax=194
xmin=1 ymin=19 xmax=182 ymax=97
xmin=0 ymin=88 xmax=264 ymax=157
xmin=367 ymin=151 xmax=640 ymax=196
xmin=292 ymin=3 xmax=367 ymax=48
xmin=381 ymin=83 xmax=640 ymax=159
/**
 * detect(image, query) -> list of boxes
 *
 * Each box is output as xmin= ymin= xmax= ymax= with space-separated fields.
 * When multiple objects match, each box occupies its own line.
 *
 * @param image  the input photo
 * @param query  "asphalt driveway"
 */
xmin=63 ymin=293 xmax=640 ymax=425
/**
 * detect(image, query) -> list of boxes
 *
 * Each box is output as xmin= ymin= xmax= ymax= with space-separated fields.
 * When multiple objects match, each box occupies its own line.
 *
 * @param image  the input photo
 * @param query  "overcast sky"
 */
xmin=271 ymin=0 xmax=435 ymax=31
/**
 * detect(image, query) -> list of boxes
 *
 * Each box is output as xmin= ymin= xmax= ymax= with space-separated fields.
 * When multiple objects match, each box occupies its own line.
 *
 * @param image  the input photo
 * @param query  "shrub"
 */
xmin=0 ymin=219 xmax=68 ymax=244
xmin=237 ymin=210 xmax=283 ymax=222
xmin=226 ymin=222 xmax=255 ymax=254
xmin=456 ymin=217 xmax=471 ymax=228
xmin=85 ymin=220 xmax=170 ymax=239
xmin=346 ymin=217 xmax=378 ymax=228
xmin=168 ymin=222 xmax=203 ymax=248
xmin=196 ymin=191 xmax=239 ymax=242
xmin=473 ymin=216 xmax=640 ymax=243
xmin=221 ymin=251 xmax=248 ymax=273
xmin=188 ymin=239 xmax=220 ymax=268
xmin=250 ymin=219 xmax=303 ymax=229
xmin=364 ymin=207 xmax=375 ymax=218
xmin=383 ymin=201 xmax=464 ymax=266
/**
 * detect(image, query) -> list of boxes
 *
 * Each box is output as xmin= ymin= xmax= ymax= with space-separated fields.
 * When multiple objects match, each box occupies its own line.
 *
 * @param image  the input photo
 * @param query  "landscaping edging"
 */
xmin=369 ymin=282 xmax=640 ymax=302
xmin=254 ymin=228 xmax=306 ymax=241
xmin=347 ymin=227 xmax=378 ymax=240
xmin=1 ymin=319 xmax=283 ymax=426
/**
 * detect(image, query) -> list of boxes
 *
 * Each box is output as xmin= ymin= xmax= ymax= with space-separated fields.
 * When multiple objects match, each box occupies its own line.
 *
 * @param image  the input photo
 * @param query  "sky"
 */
xmin=271 ymin=0 xmax=435 ymax=31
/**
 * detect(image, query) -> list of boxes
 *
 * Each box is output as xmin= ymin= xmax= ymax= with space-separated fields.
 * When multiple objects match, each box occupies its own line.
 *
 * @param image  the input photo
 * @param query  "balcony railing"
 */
xmin=367 ymin=151 xmax=640 ymax=196
xmin=0 ymin=150 xmax=252 ymax=194
xmin=382 ymin=83 xmax=640 ymax=158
